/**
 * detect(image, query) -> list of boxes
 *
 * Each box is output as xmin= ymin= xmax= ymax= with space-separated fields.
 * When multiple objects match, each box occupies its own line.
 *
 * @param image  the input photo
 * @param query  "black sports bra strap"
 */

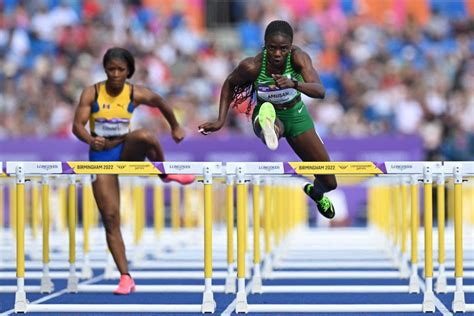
xmin=130 ymin=84 xmax=134 ymax=103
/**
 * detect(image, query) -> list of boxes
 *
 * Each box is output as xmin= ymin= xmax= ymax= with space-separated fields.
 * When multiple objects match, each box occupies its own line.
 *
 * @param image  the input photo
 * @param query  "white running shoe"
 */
xmin=258 ymin=102 xmax=278 ymax=150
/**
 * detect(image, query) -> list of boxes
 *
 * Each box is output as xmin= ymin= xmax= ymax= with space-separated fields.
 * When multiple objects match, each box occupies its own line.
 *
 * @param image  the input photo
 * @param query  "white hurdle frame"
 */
xmin=3 ymin=160 xmax=474 ymax=313
xmin=225 ymin=161 xmax=474 ymax=314
xmin=7 ymin=161 xmax=222 ymax=314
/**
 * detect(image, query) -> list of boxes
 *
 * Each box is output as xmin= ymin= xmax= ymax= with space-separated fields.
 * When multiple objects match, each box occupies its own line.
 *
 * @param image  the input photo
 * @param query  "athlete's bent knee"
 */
xmin=133 ymin=129 xmax=156 ymax=145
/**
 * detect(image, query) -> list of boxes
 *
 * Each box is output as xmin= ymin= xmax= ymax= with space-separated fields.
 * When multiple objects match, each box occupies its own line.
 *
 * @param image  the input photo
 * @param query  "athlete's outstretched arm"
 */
xmin=198 ymin=57 xmax=260 ymax=134
xmin=133 ymin=86 xmax=185 ymax=143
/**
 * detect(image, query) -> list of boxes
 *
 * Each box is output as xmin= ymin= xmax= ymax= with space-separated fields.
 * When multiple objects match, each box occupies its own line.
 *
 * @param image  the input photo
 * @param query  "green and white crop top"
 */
xmin=254 ymin=49 xmax=303 ymax=105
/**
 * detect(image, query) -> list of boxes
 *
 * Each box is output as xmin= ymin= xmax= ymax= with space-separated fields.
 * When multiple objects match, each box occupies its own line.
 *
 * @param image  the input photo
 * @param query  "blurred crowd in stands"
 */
xmin=0 ymin=0 xmax=473 ymax=160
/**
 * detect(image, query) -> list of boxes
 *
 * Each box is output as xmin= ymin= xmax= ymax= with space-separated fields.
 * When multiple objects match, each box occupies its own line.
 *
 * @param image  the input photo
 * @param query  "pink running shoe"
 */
xmin=162 ymin=174 xmax=196 ymax=185
xmin=113 ymin=274 xmax=135 ymax=295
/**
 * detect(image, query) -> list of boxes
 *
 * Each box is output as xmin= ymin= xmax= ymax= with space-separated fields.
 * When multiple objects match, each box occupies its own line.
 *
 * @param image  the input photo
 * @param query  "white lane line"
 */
xmin=1 ymin=274 xmax=104 ymax=315
xmin=221 ymin=279 xmax=253 ymax=316
xmin=220 ymin=274 xmax=454 ymax=315
xmin=417 ymin=274 xmax=452 ymax=316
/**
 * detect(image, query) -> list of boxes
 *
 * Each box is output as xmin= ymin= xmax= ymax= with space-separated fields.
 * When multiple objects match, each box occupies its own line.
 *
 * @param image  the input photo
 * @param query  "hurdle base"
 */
xmin=435 ymin=274 xmax=447 ymax=294
xmin=252 ymin=264 xmax=262 ymax=294
xmin=235 ymin=291 xmax=248 ymax=313
xmin=40 ymin=276 xmax=54 ymax=293
xmin=225 ymin=273 xmax=236 ymax=294
xmin=67 ymin=273 xmax=78 ymax=293
xmin=104 ymin=254 xmax=118 ymax=279
xmin=408 ymin=272 xmax=420 ymax=293
xmin=14 ymin=289 xmax=27 ymax=313
xmin=201 ymin=290 xmax=216 ymax=313
xmin=81 ymin=255 xmax=94 ymax=279
xmin=262 ymin=256 xmax=273 ymax=279
xmin=245 ymin=254 xmax=251 ymax=279
xmin=422 ymin=291 xmax=435 ymax=313
xmin=399 ymin=255 xmax=410 ymax=279
xmin=452 ymin=290 xmax=466 ymax=313
xmin=251 ymin=275 xmax=262 ymax=294
xmin=81 ymin=265 xmax=93 ymax=280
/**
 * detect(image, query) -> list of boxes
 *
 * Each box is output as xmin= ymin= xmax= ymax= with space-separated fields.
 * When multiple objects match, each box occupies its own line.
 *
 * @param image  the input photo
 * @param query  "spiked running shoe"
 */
xmin=162 ymin=174 xmax=196 ymax=185
xmin=258 ymin=102 xmax=278 ymax=150
xmin=114 ymin=274 xmax=135 ymax=295
xmin=304 ymin=183 xmax=335 ymax=219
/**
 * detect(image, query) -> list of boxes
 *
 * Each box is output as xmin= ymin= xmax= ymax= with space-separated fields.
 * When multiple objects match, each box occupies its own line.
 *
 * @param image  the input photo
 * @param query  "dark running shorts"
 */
xmin=89 ymin=143 xmax=124 ymax=161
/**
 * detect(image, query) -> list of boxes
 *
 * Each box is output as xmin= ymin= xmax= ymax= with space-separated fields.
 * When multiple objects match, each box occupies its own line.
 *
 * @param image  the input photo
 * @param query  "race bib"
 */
xmin=94 ymin=118 xmax=130 ymax=137
xmin=257 ymin=86 xmax=298 ymax=104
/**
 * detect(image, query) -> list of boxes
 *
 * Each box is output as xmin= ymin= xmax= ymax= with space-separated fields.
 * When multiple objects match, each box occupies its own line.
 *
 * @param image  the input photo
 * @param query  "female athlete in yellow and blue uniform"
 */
xmin=199 ymin=20 xmax=337 ymax=219
xmin=88 ymin=81 xmax=134 ymax=161
xmin=73 ymin=47 xmax=194 ymax=295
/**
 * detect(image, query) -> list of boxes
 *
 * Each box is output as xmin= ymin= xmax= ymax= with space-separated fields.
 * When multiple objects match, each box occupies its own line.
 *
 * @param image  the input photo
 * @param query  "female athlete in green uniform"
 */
xmin=73 ymin=47 xmax=194 ymax=294
xmin=199 ymin=20 xmax=337 ymax=219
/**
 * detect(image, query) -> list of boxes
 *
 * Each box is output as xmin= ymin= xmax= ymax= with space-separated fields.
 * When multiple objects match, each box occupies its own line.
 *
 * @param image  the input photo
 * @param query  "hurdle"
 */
xmin=7 ymin=161 xmax=222 ymax=313
xmin=225 ymin=161 xmax=474 ymax=314
xmin=4 ymin=160 xmax=474 ymax=313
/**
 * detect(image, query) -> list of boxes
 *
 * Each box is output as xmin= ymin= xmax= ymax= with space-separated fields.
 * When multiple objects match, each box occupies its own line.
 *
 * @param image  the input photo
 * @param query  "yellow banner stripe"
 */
xmin=288 ymin=162 xmax=384 ymax=175
xmin=66 ymin=162 xmax=162 ymax=175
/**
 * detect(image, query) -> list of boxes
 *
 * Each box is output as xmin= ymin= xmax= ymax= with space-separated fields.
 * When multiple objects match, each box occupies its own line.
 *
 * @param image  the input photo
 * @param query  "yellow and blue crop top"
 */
xmin=89 ymin=82 xmax=135 ymax=137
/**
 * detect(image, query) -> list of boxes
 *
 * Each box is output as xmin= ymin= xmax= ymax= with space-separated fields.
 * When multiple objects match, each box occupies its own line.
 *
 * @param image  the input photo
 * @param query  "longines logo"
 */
xmin=258 ymin=165 xmax=279 ymax=171
xmin=36 ymin=164 xmax=58 ymax=171
xmin=116 ymin=164 xmax=126 ymax=169
xmin=169 ymin=164 xmax=191 ymax=171
xmin=390 ymin=164 xmax=413 ymax=171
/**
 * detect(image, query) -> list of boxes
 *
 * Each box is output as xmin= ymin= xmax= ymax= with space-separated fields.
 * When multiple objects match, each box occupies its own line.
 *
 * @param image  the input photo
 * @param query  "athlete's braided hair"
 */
xmin=231 ymin=84 xmax=256 ymax=117
xmin=103 ymin=47 xmax=135 ymax=79
xmin=264 ymin=20 xmax=293 ymax=42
